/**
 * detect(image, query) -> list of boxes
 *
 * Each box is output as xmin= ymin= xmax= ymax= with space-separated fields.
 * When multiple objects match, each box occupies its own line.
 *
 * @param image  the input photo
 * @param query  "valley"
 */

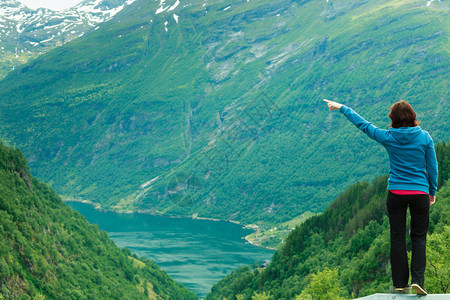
xmin=0 ymin=0 xmax=447 ymax=226
xmin=0 ymin=0 xmax=448 ymax=298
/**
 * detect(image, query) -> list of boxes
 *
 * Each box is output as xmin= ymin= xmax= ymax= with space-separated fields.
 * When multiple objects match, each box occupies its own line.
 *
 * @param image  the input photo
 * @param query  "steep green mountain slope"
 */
xmin=0 ymin=0 xmax=448 ymax=224
xmin=0 ymin=142 xmax=197 ymax=299
xmin=206 ymin=142 xmax=450 ymax=299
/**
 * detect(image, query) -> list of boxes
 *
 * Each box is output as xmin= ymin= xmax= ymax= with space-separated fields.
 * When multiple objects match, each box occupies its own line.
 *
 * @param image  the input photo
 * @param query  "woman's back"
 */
xmin=383 ymin=126 xmax=436 ymax=195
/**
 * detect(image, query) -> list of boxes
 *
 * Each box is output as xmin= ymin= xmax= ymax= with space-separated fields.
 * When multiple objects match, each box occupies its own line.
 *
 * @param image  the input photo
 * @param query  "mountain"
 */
xmin=206 ymin=142 xmax=450 ymax=299
xmin=0 ymin=0 xmax=136 ymax=78
xmin=0 ymin=141 xmax=197 ymax=299
xmin=0 ymin=0 xmax=448 ymax=225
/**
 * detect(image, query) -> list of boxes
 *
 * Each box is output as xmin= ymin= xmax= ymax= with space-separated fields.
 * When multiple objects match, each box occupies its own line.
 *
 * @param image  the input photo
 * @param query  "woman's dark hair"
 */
xmin=389 ymin=100 xmax=420 ymax=128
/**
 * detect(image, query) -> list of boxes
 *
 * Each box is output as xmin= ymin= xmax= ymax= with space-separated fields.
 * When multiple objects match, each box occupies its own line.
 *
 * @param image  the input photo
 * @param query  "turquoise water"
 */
xmin=67 ymin=202 xmax=274 ymax=297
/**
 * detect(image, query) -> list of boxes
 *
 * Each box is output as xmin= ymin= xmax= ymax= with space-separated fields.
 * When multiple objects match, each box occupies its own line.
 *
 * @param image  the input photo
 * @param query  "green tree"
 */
xmin=425 ymin=226 xmax=450 ymax=294
xmin=33 ymin=293 xmax=46 ymax=300
xmin=296 ymin=268 xmax=345 ymax=300
xmin=252 ymin=291 xmax=271 ymax=300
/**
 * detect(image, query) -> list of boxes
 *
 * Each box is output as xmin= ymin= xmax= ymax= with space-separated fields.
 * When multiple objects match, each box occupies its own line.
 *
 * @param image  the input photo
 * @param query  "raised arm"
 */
xmin=323 ymin=99 xmax=389 ymax=144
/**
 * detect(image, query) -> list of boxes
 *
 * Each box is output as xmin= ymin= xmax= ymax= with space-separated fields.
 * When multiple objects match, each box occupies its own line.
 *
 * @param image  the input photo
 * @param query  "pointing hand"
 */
xmin=323 ymin=99 xmax=343 ymax=111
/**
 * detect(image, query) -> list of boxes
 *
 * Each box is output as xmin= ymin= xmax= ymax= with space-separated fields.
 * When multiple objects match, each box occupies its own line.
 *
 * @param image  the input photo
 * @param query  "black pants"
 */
xmin=386 ymin=191 xmax=430 ymax=288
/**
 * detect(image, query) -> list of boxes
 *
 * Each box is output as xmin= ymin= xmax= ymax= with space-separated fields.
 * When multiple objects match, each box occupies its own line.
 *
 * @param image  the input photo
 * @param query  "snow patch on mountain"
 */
xmin=155 ymin=0 xmax=183 ymax=32
xmin=0 ymin=0 xmax=136 ymax=77
xmin=156 ymin=0 xmax=180 ymax=15
xmin=168 ymin=0 xmax=180 ymax=12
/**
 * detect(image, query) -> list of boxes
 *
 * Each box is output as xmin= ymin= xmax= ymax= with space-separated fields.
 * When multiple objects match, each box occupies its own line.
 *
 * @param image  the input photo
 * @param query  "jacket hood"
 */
xmin=390 ymin=126 xmax=423 ymax=144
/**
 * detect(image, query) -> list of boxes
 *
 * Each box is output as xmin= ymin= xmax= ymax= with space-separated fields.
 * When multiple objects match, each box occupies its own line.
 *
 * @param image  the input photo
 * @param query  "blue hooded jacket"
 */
xmin=339 ymin=105 xmax=438 ymax=196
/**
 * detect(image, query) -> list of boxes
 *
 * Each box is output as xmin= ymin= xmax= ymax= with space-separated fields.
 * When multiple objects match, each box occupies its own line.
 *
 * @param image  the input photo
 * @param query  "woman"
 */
xmin=323 ymin=99 xmax=438 ymax=295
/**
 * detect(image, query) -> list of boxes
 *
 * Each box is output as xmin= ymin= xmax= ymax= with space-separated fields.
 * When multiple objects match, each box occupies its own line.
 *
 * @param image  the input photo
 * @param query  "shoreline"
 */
xmin=244 ymin=235 xmax=278 ymax=251
xmin=62 ymin=197 xmax=276 ymax=251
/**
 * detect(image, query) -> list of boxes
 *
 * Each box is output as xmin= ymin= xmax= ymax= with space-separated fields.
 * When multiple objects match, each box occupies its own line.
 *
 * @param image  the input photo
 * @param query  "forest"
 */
xmin=206 ymin=142 xmax=449 ymax=299
xmin=0 ymin=142 xmax=196 ymax=299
